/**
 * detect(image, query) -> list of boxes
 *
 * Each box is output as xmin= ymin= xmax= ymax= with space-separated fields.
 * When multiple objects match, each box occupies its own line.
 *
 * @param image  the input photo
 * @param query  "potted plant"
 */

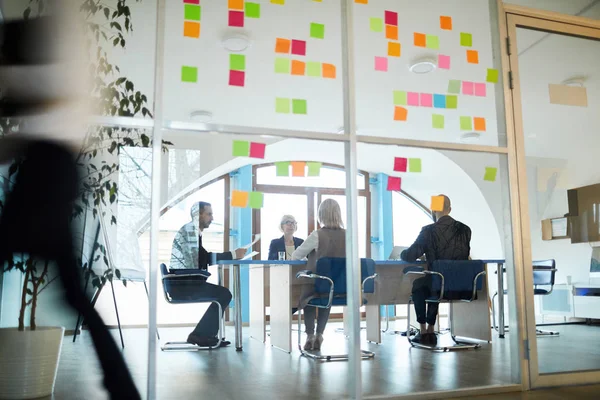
xmin=0 ymin=1 xmax=170 ymax=398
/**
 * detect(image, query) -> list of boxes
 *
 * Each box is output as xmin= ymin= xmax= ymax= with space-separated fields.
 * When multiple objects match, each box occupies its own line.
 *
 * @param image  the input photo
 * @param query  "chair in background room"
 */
xmin=406 ymin=260 xmax=487 ymax=352
xmin=296 ymin=257 xmax=377 ymax=361
xmin=159 ymin=263 xmax=223 ymax=351
xmin=491 ymin=259 xmax=559 ymax=336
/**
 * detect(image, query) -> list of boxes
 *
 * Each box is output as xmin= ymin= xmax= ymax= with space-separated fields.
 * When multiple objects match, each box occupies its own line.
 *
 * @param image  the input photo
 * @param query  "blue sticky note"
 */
xmin=433 ymin=94 xmax=446 ymax=108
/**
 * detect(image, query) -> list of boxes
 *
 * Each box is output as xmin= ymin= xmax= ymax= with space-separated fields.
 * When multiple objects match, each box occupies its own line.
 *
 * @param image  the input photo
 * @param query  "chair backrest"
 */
xmin=160 ymin=263 xmax=169 ymax=277
xmin=430 ymin=260 xmax=485 ymax=300
xmin=314 ymin=257 xmax=376 ymax=295
xmin=533 ymin=259 xmax=556 ymax=286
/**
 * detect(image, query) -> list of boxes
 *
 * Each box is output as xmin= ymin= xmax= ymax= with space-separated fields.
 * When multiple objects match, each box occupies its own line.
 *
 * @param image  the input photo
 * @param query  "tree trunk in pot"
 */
xmin=0 ymin=327 xmax=64 ymax=399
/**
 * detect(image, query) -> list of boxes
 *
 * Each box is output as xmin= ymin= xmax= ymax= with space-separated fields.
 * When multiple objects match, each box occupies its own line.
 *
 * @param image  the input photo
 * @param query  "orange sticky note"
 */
xmin=388 ymin=42 xmax=401 ymax=57
xmin=393 ymin=106 xmax=407 ymax=121
xmin=322 ymin=63 xmax=336 ymax=79
xmin=229 ymin=0 xmax=244 ymax=10
xmin=275 ymin=38 xmax=291 ymax=53
xmin=467 ymin=50 xmax=479 ymax=64
xmin=183 ymin=21 xmax=200 ymax=38
xmin=231 ymin=190 xmax=249 ymax=208
xmin=291 ymin=161 xmax=306 ymax=177
xmin=440 ymin=16 xmax=452 ymax=30
xmin=474 ymin=117 xmax=486 ymax=131
xmin=431 ymin=196 xmax=445 ymax=212
xmin=385 ymin=25 xmax=398 ymax=40
xmin=355 ymin=0 xmax=368 ymax=3
xmin=414 ymin=33 xmax=426 ymax=47
xmin=291 ymin=60 xmax=305 ymax=75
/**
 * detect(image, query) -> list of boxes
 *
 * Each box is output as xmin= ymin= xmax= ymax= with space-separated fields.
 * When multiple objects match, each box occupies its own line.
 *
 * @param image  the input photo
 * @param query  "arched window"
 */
xmin=392 ymin=191 xmax=433 ymax=248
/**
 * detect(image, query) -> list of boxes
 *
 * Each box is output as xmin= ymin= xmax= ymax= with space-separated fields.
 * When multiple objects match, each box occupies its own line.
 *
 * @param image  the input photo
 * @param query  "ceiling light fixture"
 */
xmin=460 ymin=132 xmax=481 ymax=143
xmin=408 ymin=57 xmax=437 ymax=74
xmin=560 ymin=76 xmax=587 ymax=87
xmin=189 ymin=110 xmax=213 ymax=122
xmin=222 ymin=34 xmax=251 ymax=52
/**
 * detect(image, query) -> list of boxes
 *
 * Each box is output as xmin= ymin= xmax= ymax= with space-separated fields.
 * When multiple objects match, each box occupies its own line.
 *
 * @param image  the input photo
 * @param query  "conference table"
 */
xmin=217 ymin=259 xmax=506 ymax=352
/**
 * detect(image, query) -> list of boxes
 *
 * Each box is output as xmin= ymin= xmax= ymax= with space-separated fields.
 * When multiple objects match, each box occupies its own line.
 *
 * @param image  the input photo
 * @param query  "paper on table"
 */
xmin=241 ymin=251 xmax=259 ymax=261
xmin=242 ymin=234 xmax=261 ymax=250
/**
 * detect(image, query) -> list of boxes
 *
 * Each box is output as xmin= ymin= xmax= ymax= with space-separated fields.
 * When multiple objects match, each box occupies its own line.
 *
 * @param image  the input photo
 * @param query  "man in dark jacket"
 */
xmin=401 ymin=195 xmax=471 ymax=344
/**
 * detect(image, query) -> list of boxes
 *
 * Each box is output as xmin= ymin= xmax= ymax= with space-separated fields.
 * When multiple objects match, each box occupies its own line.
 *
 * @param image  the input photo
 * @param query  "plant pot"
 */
xmin=0 ymin=326 xmax=64 ymax=399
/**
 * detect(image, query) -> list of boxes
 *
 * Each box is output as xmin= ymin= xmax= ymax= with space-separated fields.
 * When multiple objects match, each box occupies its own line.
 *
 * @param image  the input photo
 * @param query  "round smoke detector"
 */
xmin=222 ymin=34 xmax=251 ymax=52
xmin=408 ymin=57 xmax=437 ymax=74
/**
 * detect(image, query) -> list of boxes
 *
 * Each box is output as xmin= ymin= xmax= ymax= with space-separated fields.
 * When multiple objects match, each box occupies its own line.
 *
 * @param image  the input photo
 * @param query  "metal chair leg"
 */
xmin=536 ymin=328 xmax=560 ymax=337
xmin=491 ymin=292 xmax=498 ymax=332
xmin=110 ymin=279 xmax=125 ymax=349
xmin=161 ymin=302 xmax=223 ymax=351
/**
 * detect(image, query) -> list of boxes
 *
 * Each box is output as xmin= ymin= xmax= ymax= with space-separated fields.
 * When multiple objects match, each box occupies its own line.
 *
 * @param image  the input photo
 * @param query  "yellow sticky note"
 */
xmin=231 ymin=190 xmax=249 ymax=208
xmin=431 ymin=196 xmax=444 ymax=212
xmin=388 ymin=41 xmax=401 ymax=57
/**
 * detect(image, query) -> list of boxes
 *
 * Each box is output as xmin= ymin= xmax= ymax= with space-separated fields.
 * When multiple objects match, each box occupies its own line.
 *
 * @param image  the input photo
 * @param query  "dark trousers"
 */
xmin=411 ymin=275 xmax=439 ymax=326
xmin=169 ymin=280 xmax=232 ymax=338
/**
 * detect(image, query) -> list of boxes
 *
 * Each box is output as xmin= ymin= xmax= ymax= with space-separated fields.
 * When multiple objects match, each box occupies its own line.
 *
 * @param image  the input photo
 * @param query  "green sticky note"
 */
xmin=484 ymin=167 xmax=498 ymax=182
xmin=460 ymin=116 xmax=473 ymax=130
xmin=409 ymin=158 xmax=422 ymax=173
xmin=276 ymin=161 xmax=290 ymax=176
xmin=275 ymin=57 xmax=290 ymax=74
xmin=370 ymin=17 xmax=383 ymax=32
xmin=487 ymin=68 xmax=499 ymax=83
xmin=446 ymin=95 xmax=458 ymax=109
xmin=230 ymin=54 xmax=245 ymax=71
xmin=292 ymin=99 xmax=307 ymax=114
xmin=307 ymin=162 xmax=322 ymax=176
xmin=232 ymin=140 xmax=250 ymax=157
xmin=460 ymin=32 xmax=472 ymax=47
xmin=432 ymin=114 xmax=444 ymax=129
xmin=393 ymin=90 xmax=407 ymax=105
xmin=275 ymin=97 xmax=290 ymax=113
xmin=184 ymin=4 xmax=201 ymax=21
xmin=447 ymin=79 xmax=461 ymax=94
xmin=307 ymin=61 xmax=321 ymax=77
xmin=249 ymin=191 xmax=264 ymax=209
xmin=426 ymin=35 xmax=440 ymax=50
xmin=245 ymin=2 xmax=260 ymax=18
xmin=181 ymin=66 xmax=198 ymax=82
xmin=310 ymin=22 xmax=325 ymax=39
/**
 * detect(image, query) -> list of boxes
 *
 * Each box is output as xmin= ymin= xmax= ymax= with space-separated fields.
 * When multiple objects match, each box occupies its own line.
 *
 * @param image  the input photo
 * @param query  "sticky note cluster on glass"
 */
xmin=275 ymin=161 xmax=322 ymax=177
xmin=232 ymin=140 xmax=266 ymax=158
xmin=413 ymin=32 xmax=439 ymax=50
xmin=446 ymin=80 xmax=486 ymax=97
xmin=183 ymin=0 xmax=201 ymax=39
xmin=459 ymin=116 xmax=486 ymax=132
xmin=231 ymin=190 xmax=264 ymax=209
xmin=228 ymin=0 xmax=260 ymax=28
xmin=393 ymin=157 xmax=422 ymax=173
xmin=275 ymin=98 xmax=307 ymax=114
xmin=393 ymin=90 xmax=458 ymax=109
xmin=274 ymin=57 xmax=336 ymax=79
xmin=229 ymin=54 xmax=246 ymax=87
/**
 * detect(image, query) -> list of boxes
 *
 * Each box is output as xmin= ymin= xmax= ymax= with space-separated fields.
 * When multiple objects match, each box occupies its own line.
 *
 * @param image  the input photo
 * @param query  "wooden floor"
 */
xmin=42 ymin=321 xmax=599 ymax=399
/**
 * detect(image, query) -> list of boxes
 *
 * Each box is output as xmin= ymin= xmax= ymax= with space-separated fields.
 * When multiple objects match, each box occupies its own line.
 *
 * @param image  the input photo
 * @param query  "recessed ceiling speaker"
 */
xmin=222 ymin=34 xmax=251 ymax=52
xmin=460 ymin=132 xmax=481 ymax=143
xmin=189 ymin=110 xmax=213 ymax=122
xmin=408 ymin=57 xmax=437 ymax=74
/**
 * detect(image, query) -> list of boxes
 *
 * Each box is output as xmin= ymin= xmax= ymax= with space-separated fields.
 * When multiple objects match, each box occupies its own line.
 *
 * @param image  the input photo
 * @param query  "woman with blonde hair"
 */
xmin=268 ymin=215 xmax=304 ymax=260
xmin=292 ymin=198 xmax=345 ymax=351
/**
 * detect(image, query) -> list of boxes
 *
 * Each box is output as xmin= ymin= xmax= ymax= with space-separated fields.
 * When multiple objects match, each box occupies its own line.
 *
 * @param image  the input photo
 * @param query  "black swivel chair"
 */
xmin=159 ymin=263 xmax=224 ymax=351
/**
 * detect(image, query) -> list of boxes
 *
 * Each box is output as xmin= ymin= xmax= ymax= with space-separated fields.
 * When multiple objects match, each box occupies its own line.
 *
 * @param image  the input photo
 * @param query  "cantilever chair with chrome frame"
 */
xmin=296 ymin=257 xmax=377 ymax=361
xmin=406 ymin=260 xmax=487 ymax=352
xmin=159 ymin=263 xmax=224 ymax=351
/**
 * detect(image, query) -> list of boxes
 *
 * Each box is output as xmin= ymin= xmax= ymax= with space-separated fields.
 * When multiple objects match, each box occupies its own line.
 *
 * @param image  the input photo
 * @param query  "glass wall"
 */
xmin=504 ymin=0 xmax=600 ymax=20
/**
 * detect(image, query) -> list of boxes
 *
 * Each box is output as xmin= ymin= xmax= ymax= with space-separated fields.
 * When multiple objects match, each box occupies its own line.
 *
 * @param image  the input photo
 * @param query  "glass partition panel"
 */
xmin=353 ymin=0 xmax=506 ymax=146
xmin=357 ymin=142 xmax=519 ymax=396
xmin=504 ymin=0 xmax=600 ymax=20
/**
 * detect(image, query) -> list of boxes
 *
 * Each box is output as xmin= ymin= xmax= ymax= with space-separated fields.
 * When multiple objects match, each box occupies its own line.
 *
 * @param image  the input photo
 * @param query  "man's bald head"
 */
xmin=434 ymin=194 xmax=451 ymax=220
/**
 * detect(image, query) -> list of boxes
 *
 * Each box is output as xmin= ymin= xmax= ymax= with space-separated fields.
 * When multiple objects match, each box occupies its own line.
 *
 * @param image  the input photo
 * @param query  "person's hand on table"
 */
xmin=234 ymin=248 xmax=246 ymax=259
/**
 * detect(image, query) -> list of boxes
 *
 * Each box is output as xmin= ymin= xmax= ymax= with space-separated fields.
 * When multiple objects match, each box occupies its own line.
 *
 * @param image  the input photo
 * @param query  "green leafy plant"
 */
xmin=0 ymin=0 xmax=172 ymax=331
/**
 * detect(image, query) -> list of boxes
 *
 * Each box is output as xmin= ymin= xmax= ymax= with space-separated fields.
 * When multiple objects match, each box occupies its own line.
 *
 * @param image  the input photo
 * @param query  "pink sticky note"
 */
xmin=387 ymin=176 xmax=401 ymax=191
xmin=407 ymin=92 xmax=419 ymax=106
xmin=385 ymin=10 xmax=398 ymax=26
xmin=291 ymin=40 xmax=306 ymax=56
xmin=462 ymin=81 xmax=474 ymax=95
xmin=438 ymin=54 xmax=450 ymax=69
xmin=475 ymin=82 xmax=487 ymax=97
xmin=393 ymin=157 xmax=407 ymax=172
xmin=229 ymin=11 xmax=244 ymax=27
xmin=374 ymin=56 xmax=388 ymax=72
xmin=420 ymin=93 xmax=433 ymax=107
xmin=249 ymin=142 xmax=266 ymax=158
xmin=229 ymin=70 xmax=245 ymax=86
